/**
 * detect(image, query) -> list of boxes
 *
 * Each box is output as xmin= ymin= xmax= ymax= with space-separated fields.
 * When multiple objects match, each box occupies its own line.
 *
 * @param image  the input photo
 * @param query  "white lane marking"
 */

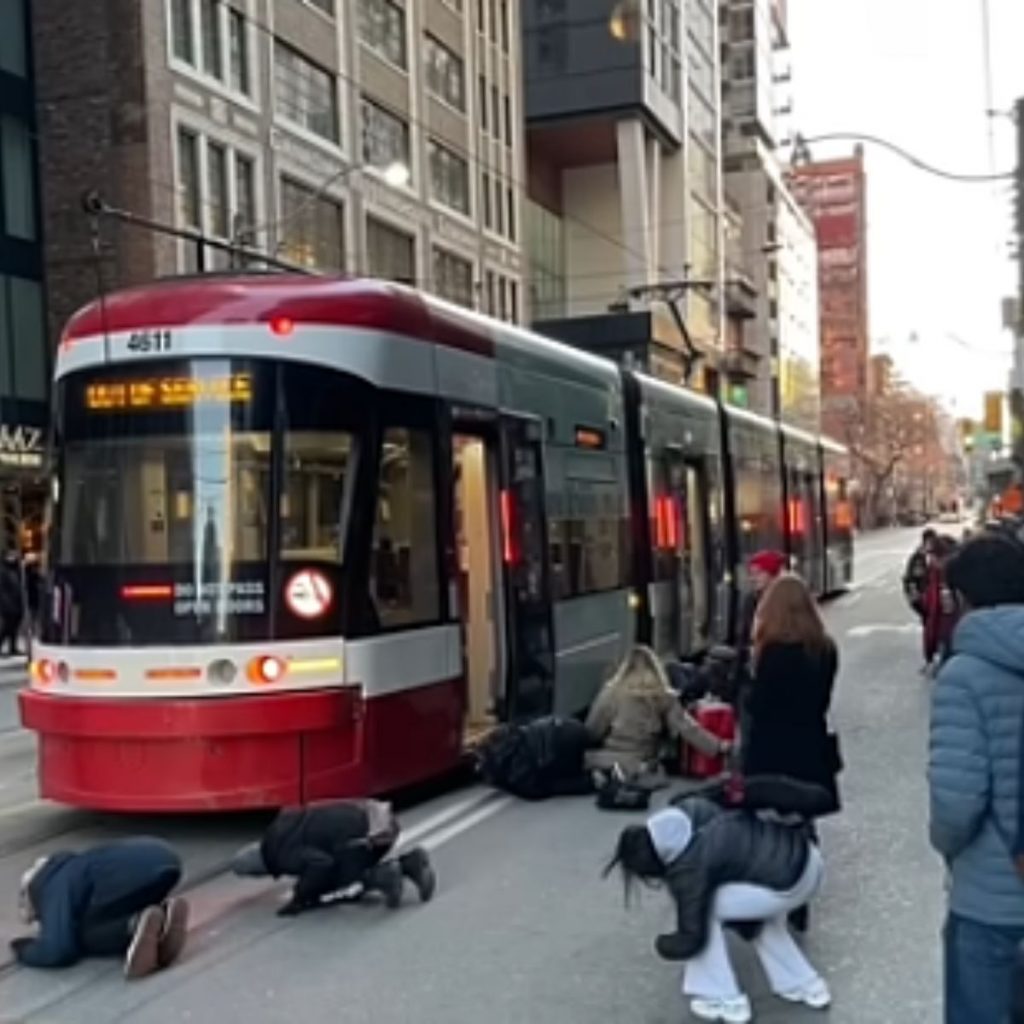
xmin=846 ymin=623 xmax=919 ymax=638
xmin=837 ymin=592 xmax=862 ymax=607
xmin=418 ymin=795 xmax=514 ymax=852
xmin=400 ymin=789 xmax=499 ymax=846
xmin=556 ymin=632 xmax=622 ymax=660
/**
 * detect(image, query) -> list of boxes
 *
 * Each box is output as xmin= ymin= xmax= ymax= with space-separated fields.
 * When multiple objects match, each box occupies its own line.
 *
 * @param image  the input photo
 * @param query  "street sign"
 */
xmin=285 ymin=569 xmax=333 ymax=620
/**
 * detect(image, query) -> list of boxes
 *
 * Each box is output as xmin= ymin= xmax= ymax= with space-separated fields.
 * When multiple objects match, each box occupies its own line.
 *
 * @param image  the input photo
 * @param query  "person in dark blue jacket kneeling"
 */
xmin=12 ymin=837 xmax=188 ymax=979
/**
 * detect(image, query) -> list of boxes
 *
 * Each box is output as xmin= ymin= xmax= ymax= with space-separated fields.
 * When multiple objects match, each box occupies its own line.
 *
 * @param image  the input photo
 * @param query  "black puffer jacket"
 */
xmin=653 ymin=797 xmax=813 ymax=961
xmin=261 ymin=800 xmax=391 ymax=878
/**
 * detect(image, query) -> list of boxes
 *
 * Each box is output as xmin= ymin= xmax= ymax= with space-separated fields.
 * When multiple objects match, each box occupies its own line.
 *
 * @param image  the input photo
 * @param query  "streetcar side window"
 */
xmin=280 ymin=432 xmax=354 ymax=563
xmin=370 ymin=426 xmax=441 ymax=628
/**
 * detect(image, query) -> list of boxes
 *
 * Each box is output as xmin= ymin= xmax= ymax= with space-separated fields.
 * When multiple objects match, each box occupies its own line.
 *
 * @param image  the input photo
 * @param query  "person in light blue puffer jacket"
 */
xmin=929 ymin=532 xmax=1024 ymax=1024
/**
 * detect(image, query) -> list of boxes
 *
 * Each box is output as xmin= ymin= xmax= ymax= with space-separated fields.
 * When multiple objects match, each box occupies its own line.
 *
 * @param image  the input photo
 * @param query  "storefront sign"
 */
xmin=0 ymin=425 xmax=44 ymax=469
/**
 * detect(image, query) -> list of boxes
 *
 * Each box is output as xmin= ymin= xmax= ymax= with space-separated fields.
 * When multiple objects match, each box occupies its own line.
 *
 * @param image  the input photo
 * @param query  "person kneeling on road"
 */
xmin=605 ymin=782 xmax=830 ymax=1024
xmin=231 ymin=798 xmax=436 ymax=917
xmin=12 ymin=837 xmax=188 ymax=979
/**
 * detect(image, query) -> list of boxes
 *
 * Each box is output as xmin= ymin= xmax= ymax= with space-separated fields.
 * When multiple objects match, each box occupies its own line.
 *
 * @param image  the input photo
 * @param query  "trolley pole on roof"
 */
xmin=80 ymin=192 xmax=314 ymax=276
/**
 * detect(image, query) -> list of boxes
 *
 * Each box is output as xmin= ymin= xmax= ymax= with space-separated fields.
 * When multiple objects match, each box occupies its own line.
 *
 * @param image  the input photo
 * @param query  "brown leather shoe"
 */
xmin=157 ymin=897 xmax=189 ymax=968
xmin=124 ymin=906 xmax=164 ymax=980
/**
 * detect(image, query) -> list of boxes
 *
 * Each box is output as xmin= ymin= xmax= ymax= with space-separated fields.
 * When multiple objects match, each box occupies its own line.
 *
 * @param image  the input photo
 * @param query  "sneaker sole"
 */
xmin=158 ymin=897 xmax=190 ymax=968
xmin=124 ymin=906 xmax=164 ymax=980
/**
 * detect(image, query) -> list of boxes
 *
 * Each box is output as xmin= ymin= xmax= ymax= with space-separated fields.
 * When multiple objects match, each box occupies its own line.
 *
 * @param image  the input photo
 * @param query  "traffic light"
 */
xmin=985 ymin=391 xmax=1004 ymax=434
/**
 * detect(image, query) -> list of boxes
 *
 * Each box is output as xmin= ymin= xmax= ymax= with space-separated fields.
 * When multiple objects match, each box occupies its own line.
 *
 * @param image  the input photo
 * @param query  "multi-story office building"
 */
xmin=787 ymin=147 xmax=870 ymax=438
xmin=522 ymin=0 xmax=726 ymax=392
xmin=720 ymin=0 xmax=819 ymax=427
xmin=0 ymin=0 xmax=47 ymax=545
xmin=32 ymin=0 xmax=526 ymax=338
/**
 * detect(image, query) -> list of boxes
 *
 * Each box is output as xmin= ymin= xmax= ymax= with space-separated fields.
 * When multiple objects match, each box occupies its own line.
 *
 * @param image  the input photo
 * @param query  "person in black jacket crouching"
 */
xmin=606 ymin=783 xmax=830 ymax=1024
xmin=13 ymin=837 xmax=188 ymax=979
xmin=231 ymin=799 xmax=436 ymax=917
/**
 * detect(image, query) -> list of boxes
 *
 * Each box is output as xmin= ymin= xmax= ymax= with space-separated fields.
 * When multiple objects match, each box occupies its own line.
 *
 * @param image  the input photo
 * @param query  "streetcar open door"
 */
xmin=497 ymin=416 xmax=556 ymax=721
xmin=452 ymin=426 xmax=506 ymax=747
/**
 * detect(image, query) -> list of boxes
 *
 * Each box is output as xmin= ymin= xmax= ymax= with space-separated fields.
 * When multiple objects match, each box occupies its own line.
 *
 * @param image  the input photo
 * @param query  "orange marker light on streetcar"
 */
xmin=31 ymin=659 xmax=55 ymax=685
xmin=247 ymin=655 xmax=287 ymax=685
xmin=269 ymin=316 xmax=295 ymax=337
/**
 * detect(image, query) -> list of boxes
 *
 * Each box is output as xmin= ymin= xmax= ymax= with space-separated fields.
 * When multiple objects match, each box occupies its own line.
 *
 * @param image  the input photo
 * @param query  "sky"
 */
xmin=787 ymin=0 xmax=1024 ymax=420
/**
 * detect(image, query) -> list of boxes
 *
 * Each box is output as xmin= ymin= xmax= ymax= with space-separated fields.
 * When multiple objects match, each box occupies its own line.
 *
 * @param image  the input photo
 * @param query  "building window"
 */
xmin=176 ymin=127 xmax=201 ymax=232
xmin=478 ymin=75 xmax=488 ymax=130
xmin=484 ymin=270 xmax=495 ymax=315
xmin=424 ymin=35 xmax=465 ymax=111
xmin=170 ymin=0 xmax=195 ymax=65
xmin=360 ymin=97 xmax=411 ymax=178
xmin=525 ymin=199 xmax=566 ymax=320
xmin=370 ymin=427 xmax=440 ymax=629
xmin=359 ymin=0 xmax=407 ymax=69
xmin=428 ymin=141 xmax=470 ymax=216
xmin=443 ymin=0 xmax=464 ymax=11
xmin=506 ymin=186 xmax=516 ymax=242
xmin=367 ymin=216 xmax=416 ymax=284
xmin=234 ymin=154 xmax=256 ymax=241
xmin=200 ymin=0 xmax=223 ymax=79
xmin=207 ymin=141 xmax=230 ymax=238
xmin=306 ymin=0 xmax=335 ymax=14
xmin=499 ymin=1 xmax=510 ymax=51
xmin=169 ymin=0 xmax=251 ymax=97
xmin=5 ymin=276 xmax=46 ymax=401
xmin=432 ymin=247 xmax=474 ymax=308
xmin=481 ymin=171 xmax=492 ymax=228
xmin=491 ymin=84 xmax=500 ymax=139
xmin=279 ymin=178 xmax=345 ymax=271
xmin=689 ymin=88 xmax=715 ymax=150
xmin=228 ymin=9 xmax=251 ymax=95
xmin=504 ymin=94 xmax=513 ymax=147
xmin=493 ymin=176 xmax=503 ymax=234
xmin=175 ymin=128 xmax=260 ymax=270
xmin=1 ymin=116 xmax=36 ymax=242
xmin=274 ymin=42 xmax=339 ymax=144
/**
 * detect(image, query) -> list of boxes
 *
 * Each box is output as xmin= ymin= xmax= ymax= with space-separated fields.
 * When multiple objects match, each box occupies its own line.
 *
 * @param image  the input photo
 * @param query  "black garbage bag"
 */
xmin=477 ymin=716 xmax=593 ymax=800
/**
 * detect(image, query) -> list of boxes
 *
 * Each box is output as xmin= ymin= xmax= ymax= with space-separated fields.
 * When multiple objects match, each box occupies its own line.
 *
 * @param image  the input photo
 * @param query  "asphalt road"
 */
xmin=0 ymin=528 xmax=944 ymax=1023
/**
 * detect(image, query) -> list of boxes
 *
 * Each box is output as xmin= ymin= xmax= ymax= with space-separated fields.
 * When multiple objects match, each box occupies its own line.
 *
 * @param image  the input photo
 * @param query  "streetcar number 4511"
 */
xmin=127 ymin=329 xmax=172 ymax=353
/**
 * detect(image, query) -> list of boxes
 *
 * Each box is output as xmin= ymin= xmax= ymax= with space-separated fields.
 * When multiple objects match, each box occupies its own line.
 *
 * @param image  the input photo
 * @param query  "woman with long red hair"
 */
xmin=742 ymin=573 xmax=841 ymax=816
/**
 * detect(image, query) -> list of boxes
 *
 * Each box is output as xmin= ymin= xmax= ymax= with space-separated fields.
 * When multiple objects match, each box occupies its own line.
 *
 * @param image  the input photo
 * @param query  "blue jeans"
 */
xmin=944 ymin=913 xmax=1024 ymax=1024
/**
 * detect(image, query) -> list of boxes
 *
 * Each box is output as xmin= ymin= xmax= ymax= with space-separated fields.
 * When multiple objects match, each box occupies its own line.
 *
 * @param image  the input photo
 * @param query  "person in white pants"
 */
xmin=683 ymin=844 xmax=827 ymax=1022
xmin=607 ymin=794 xmax=831 ymax=1024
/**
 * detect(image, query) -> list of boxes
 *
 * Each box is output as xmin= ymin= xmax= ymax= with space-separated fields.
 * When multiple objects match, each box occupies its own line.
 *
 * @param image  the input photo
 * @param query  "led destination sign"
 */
xmin=85 ymin=374 xmax=253 ymax=411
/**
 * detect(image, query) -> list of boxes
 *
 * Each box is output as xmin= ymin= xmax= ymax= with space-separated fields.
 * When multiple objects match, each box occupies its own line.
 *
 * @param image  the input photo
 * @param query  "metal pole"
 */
xmin=1012 ymin=99 xmax=1024 ymax=472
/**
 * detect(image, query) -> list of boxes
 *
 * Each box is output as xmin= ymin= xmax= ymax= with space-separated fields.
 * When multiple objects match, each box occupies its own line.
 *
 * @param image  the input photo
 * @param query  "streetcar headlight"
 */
xmin=207 ymin=659 xmax=238 ymax=686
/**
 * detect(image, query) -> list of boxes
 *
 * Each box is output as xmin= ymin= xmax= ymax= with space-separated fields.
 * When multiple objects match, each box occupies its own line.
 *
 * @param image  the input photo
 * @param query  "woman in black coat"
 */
xmin=741 ymin=573 xmax=840 ymax=814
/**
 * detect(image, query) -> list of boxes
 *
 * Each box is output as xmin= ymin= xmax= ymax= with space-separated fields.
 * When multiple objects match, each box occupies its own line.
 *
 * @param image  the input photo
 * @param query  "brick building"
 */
xmin=31 ymin=0 xmax=526 ymax=345
xmin=787 ymin=147 xmax=869 ymax=439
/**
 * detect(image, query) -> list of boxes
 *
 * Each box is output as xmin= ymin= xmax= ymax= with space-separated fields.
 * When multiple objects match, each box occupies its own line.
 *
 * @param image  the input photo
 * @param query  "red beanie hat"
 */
xmin=749 ymin=550 xmax=786 ymax=577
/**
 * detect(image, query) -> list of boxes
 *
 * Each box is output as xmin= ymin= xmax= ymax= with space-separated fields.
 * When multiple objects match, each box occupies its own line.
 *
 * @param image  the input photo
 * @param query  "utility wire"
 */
xmin=797 ymin=132 xmax=1014 ymax=182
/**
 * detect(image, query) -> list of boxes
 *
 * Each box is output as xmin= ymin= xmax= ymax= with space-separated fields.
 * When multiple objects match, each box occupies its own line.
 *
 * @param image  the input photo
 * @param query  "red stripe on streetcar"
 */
xmin=63 ymin=277 xmax=495 ymax=358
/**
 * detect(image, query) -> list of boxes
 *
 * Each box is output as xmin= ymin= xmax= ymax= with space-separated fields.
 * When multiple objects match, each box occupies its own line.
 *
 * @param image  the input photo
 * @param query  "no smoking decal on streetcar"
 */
xmin=285 ymin=570 xmax=333 ymax=619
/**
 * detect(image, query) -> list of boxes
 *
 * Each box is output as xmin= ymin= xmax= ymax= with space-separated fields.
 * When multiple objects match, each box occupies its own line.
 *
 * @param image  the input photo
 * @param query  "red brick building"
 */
xmin=786 ymin=148 xmax=869 ymax=439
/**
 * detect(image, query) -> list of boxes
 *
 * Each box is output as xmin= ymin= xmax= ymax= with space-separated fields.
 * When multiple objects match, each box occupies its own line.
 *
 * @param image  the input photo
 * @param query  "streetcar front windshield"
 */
xmin=47 ymin=358 xmax=362 ymax=646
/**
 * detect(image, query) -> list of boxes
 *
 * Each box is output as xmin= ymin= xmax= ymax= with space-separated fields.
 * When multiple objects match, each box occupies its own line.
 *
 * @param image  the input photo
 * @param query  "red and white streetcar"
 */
xmin=20 ymin=275 xmax=853 ymax=811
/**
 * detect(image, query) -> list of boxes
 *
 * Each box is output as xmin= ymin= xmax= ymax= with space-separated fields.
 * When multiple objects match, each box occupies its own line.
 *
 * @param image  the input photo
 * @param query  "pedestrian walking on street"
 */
xmin=11 ymin=837 xmax=189 ymax=978
xmin=736 ymin=549 xmax=787 ymax=660
xmin=0 ymin=550 xmax=23 ymax=655
xmin=742 ymin=573 xmax=841 ymax=815
xmin=231 ymin=798 xmax=436 ymax=917
xmin=928 ymin=533 xmax=1024 ymax=1024
xmin=903 ymin=528 xmax=937 ymax=621
xmin=921 ymin=535 xmax=959 ymax=671
xmin=584 ymin=645 xmax=730 ymax=786
xmin=606 ymin=788 xmax=831 ymax=1023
